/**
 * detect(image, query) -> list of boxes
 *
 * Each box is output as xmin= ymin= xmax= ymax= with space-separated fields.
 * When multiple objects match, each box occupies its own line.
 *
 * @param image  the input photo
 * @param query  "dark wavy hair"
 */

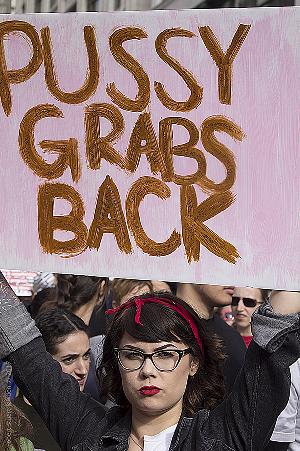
xmin=35 ymin=308 xmax=89 ymax=355
xmin=98 ymin=291 xmax=225 ymax=414
xmin=0 ymin=389 xmax=32 ymax=451
xmin=38 ymin=274 xmax=109 ymax=314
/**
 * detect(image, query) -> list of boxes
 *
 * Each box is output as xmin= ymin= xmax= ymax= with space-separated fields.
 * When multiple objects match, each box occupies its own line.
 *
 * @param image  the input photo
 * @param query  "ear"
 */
xmin=189 ymin=358 xmax=199 ymax=377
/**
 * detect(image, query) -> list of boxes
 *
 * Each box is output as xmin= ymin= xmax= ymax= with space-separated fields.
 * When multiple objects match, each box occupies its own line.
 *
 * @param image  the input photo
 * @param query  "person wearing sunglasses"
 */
xmin=1 ymin=272 xmax=300 ymax=451
xmin=231 ymin=287 xmax=269 ymax=348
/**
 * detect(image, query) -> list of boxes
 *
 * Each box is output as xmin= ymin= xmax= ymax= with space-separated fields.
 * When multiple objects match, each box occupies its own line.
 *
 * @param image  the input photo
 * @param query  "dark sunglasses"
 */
xmin=231 ymin=296 xmax=261 ymax=308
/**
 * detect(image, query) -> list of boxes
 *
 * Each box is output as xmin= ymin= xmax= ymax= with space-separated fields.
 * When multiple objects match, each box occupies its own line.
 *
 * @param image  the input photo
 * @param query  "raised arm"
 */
xmin=269 ymin=290 xmax=300 ymax=314
xmin=0 ymin=272 xmax=106 ymax=451
xmin=204 ymin=291 xmax=300 ymax=450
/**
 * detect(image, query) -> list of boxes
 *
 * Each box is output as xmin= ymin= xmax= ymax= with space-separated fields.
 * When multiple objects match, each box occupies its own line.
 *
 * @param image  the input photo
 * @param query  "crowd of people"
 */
xmin=0 ymin=272 xmax=299 ymax=451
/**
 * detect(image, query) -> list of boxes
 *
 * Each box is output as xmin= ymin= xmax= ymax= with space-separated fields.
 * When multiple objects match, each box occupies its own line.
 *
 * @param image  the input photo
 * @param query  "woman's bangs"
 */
xmin=118 ymin=303 xmax=189 ymax=344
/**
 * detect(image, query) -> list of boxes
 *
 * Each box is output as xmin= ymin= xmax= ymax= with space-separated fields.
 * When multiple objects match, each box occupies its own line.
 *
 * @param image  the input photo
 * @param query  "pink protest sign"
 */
xmin=0 ymin=8 xmax=299 ymax=289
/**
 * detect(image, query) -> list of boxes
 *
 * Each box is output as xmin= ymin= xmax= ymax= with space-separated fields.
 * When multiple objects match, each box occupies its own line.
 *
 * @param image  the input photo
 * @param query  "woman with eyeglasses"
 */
xmin=231 ymin=287 xmax=269 ymax=348
xmin=0 ymin=271 xmax=300 ymax=451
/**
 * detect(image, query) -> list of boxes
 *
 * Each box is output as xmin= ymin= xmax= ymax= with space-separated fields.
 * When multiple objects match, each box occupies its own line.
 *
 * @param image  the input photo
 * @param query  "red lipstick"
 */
xmin=139 ymin=386 xmax=161 ymax=396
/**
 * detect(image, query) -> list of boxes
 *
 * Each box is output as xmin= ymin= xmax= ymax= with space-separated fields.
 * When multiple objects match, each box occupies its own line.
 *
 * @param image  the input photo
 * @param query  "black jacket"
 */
xmin=7 ymin=304 xmax=300 ymax=451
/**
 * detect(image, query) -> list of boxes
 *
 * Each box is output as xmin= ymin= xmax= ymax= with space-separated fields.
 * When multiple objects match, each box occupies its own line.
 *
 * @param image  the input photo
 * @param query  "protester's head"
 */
xmin=231 ymin=287 xmax=268 ymax=336
xmin=37 ymin=274 xmax=109 ymax=325
xmin=29 ymin=272 xmax=57 ymax=318
xmin=0 ymin=388 xmax=32 ymax=451
xmin=111 ymin=278 xmax=153 ymax=308
xmin=176 ymin=283 xmax=235 ymax=318
xmin=193 ymin=284 xmax=235 ymax=307
xmin=99 ymin=292 xmax=225 ymax=416
xmin=56 ymin=274 xmax=108 ymax=312
xmin=35 ymin=308 xmax=90 ymax=391
xmin=29 ymin=287 xmax=57 ymax=318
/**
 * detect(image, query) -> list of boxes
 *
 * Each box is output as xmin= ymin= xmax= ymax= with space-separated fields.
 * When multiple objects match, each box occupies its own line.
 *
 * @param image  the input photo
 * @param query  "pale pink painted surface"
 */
xmin=0 ymin=8 xmax=299 ymax=290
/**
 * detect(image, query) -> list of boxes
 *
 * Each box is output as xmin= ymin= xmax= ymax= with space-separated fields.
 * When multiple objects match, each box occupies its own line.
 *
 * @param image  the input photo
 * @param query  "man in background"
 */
xmin=176 ymin=283 xmax=246 ymax=393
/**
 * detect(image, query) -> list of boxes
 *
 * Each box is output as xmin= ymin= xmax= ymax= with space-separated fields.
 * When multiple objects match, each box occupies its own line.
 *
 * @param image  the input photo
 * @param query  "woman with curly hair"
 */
xmin=0 ymin=389 xmax=33 ymax=451
xmin=1 ymin=271 xmax=300 ymax=450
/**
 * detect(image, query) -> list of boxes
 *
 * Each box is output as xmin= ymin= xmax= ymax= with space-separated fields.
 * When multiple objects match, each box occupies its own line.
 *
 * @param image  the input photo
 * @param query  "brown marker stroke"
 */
xmin=41 ymin=25 xmax=99 ymax=104
xmin=126 ymin=176 xmax=181 ymax=256
xmin=160 ymin=116 xmax=206 ymax=186
xmin=0 ymin=20 xmax=43 ymax=116
xmin=199 ymin=24 xmax=251 ymax=105
xmin=199 ymin=115 xmax=244 ymax=194
xmin=107 ymin=27 xmax=150 ymax=112
xmin=87 ymin=175 xmax=132 ymax=254
xmin=181 ymin=185 xmax=239 ymax=263
xmin=19 ymin=103 xmax=80 ymax=182
xmin=155 ymin=28 xmax=202 ymax=112
xmin=125 ymin=112 xmax=169 ymax=180
xmin=38 ymin=182 xmax=88 ymax=256
xmin=85 ymin=103 xmax=125 ymax=170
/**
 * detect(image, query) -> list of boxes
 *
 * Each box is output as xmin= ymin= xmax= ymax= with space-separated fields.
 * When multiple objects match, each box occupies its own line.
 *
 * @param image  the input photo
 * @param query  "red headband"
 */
xmin=106 ymin=296 xmax=204 ymax=355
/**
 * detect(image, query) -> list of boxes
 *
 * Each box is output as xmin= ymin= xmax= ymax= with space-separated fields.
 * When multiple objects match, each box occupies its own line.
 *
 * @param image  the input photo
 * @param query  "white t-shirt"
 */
xmin=271 ymin=359 xmax=300 ymax=450
xmin=143 ymin=424 xmax=177 ymax=451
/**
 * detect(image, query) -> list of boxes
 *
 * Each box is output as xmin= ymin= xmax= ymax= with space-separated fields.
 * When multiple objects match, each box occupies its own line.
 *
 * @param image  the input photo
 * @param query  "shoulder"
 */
xmin=72 ymin=407 xmax=130 ymax=451
xmin=89 ymin=335 xmax=105 ymax=366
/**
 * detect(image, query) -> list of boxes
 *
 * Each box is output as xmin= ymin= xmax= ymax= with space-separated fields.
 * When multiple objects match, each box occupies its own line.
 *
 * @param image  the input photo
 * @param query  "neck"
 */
xmin=236 ymin=324 xmax=252 ymax=337
xmin=177 ymin=284 xmax=213 ymax=319
xmin=74 ymin=297 xmax=97 ymax=325
xmin=131 ymin=401 xmax=182 ymax=439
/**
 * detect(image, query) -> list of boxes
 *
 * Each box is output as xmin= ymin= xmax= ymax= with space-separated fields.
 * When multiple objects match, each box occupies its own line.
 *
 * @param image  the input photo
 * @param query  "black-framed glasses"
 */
xmin=114 ymin=348 xmax=192 ymax=372
xmin=231 ymin=296 xmax=262 ymax=308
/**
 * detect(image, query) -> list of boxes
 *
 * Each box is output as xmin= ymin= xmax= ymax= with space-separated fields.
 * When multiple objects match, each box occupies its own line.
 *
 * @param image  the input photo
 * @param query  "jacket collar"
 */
xmin=101 ymin=409 xmax=131 ymax=445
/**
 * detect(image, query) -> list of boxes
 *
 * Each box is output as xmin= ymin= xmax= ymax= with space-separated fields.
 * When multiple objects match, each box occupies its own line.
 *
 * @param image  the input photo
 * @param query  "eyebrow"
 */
xmin=121 ymin=344 xmax=179 ymax=352
xmin=60 ymin=348 xmax=91 ymax=359
xmin=60 ymin=353 xmax=78 ymax=359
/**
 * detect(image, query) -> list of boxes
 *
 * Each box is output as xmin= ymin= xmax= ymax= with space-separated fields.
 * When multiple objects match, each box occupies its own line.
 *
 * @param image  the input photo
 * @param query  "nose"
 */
xmin=236 ymin=299 xmax=245 ymax=311
xmin=74 ymin=358 xmax=89 ymax=376
xmin=139 ymin=356 xmax=157 ymax=377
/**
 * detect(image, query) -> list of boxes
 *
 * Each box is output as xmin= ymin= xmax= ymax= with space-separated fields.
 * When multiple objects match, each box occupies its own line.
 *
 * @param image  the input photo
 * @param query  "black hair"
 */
xmin=35 ymin=308 xmax=89 ymax=355
xmin=98 ymin=291 xmax=225 ymax=414
xmin=29 ymin=287 xmax=57 ymax=318
xmin=36 ymin=274 xmax=109 ymax=314
xmin=260 ymin=289 xmax=270 ymax=301
xmin=56 ymin=274 xmax=107 ymax=310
